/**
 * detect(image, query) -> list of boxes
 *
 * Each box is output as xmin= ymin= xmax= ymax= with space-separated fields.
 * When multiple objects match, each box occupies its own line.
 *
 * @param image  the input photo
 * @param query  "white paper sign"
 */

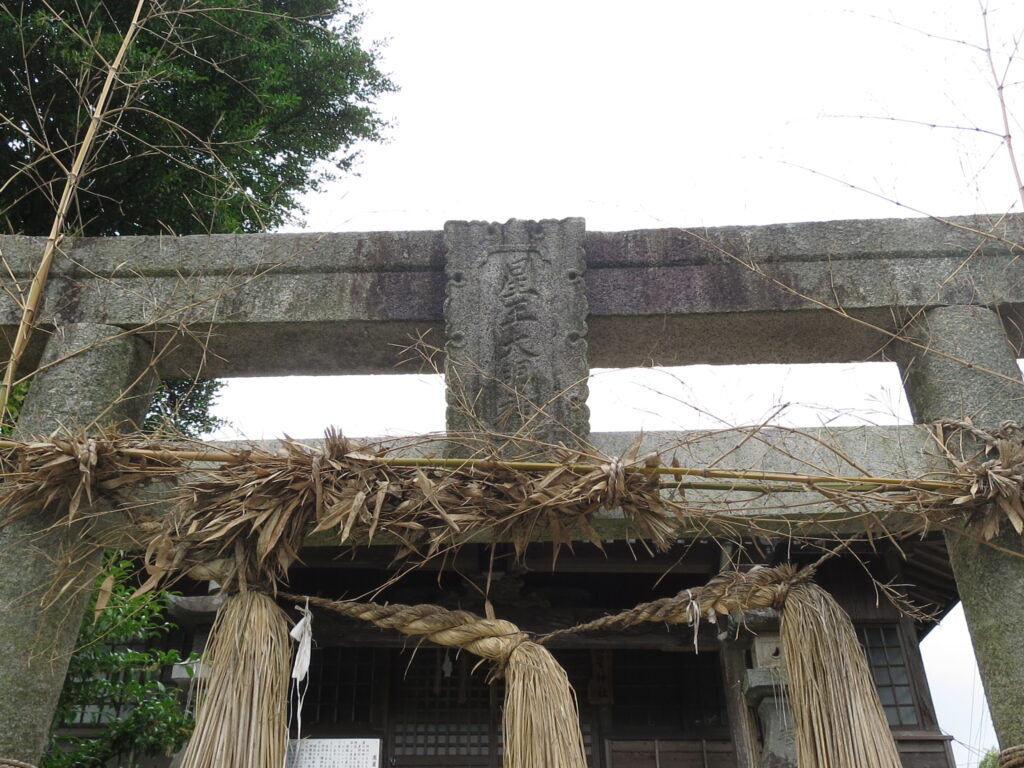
xmin=287 ymin=738 xmax=381 ymax=768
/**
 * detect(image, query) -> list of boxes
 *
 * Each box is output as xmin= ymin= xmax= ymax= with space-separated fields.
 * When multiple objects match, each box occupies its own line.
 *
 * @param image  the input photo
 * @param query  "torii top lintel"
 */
xmin=0 ymin=214 xmax=1019 ymax=383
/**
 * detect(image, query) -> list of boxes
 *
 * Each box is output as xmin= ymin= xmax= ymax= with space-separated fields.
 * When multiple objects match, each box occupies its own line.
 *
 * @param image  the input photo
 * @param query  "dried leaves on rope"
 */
xmin=1 ymin=424 xmax=1022 ymax=597
xmin=144 ymin=430 xmax=683 ymax=593
xmin=0 ymin=430 xmax=683 ymax=594
xmin=0 ymin=435 xmax=182 ymax=526
xmin=940 ymin=420 xmax=1024 ymax=539
xmin=0 ymin=427 xmax=984 ymax=768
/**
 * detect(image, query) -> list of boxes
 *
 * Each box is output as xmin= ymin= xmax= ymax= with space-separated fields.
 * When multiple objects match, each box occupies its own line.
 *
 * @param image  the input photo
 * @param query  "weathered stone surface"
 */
xmin=743 ymin=668 xmax=796 ymax=768
xmin=16 ymin=324 xmax=157 ymax=433
xmin=741 ymin=623 xmax=797 ymax=768
xmin=2 ymin=214 xmax=1022 ymax=376
xmin=0 ymin=323 xmax=154 ymax=764
xmin=897 ymin=305 xmax=1022 ymax=429
xmin=593 ymin=426 xmax=931 ymax=479
xmin=894 ymin=305 xmax=1024 ymax=749
xmin=754 ymin=697 xmax=797 ymax=768
xmin=0 ymin=230 xmax=447 ymax=378
xmin=443 ymin=219 xmax=589 ymax=449
xmin=588 ymin=426 xmax=937 ymax=535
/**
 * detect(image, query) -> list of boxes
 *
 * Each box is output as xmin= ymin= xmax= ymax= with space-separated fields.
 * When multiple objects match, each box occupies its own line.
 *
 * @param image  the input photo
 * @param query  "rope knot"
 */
xmin=771 ymin=580 xmax=792 ymax=610
xmin=600 ymin=456 xmax=626 ymax=508
xmin=495 ymin=632 xmax=531 ymax=668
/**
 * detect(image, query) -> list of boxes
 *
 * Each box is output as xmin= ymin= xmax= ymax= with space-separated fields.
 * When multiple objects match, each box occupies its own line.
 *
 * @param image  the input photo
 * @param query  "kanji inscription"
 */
xmin=444 ymin=219 xmax=589 ymax=452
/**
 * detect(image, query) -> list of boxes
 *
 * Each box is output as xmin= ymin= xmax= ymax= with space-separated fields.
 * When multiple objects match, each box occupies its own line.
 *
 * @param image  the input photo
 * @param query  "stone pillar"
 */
xmin=0 ymin=323 xmax=155 ymax=764
xmin=894 ymin=305 xmax=1024 ymax=748
xmin=743 ymin=633 xmax=797 ymax=768
xmin=443 ymin=218 xmax=589 ymax=452
xmin=754 ymin=696 xmax=797 ymax=768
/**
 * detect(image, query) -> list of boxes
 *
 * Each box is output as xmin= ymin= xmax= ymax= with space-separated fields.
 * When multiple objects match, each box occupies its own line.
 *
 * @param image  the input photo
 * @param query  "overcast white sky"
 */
xmin=208 ymin=2 xmax=1024 ymax=764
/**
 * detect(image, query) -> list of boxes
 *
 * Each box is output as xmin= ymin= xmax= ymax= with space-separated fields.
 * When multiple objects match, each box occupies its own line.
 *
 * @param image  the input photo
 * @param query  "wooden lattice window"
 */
xmin=609 ymin=649 xmax=728 ymax=737
xmin=299 ymin=645 xmax=730 ymax=767
xmin=390 ymin=648 xmax=495 ymax=764
xmin=303 ymin=646 xmax=380 ymax=729
xmin=857 ymin=625 xmax=919 ymax=727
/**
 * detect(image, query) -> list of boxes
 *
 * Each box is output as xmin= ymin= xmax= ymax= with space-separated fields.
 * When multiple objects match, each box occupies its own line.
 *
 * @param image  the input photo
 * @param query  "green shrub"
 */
xmin=41 ymin=557 xmax=195 ymax=768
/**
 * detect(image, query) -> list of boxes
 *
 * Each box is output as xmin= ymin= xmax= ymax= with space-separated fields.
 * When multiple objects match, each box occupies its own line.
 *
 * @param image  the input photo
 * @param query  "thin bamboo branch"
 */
xmin=981 ymin=3 xmax=1024 ymax=209
xmin=0 ymin=0 xmax=147 ymax=419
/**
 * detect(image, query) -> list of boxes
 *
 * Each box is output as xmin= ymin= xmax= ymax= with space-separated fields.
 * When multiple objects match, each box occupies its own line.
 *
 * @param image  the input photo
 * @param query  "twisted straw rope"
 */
xmin=284 ymin=562 xmax=900 ymax=768
xmin=285 ymin=565 xmax=815 ymax=653
xmin=0 ymin=759 xmax=36 ymax=768
xmin=281 ymin=594 xmax=528 ymax=663
xmin=542 ymin=563 xmax=816 ymax=642
xmin=279 ymin=592 xmax=587 ymax=768
xmin=1001 ymin=746 xmax=1024 ymax=768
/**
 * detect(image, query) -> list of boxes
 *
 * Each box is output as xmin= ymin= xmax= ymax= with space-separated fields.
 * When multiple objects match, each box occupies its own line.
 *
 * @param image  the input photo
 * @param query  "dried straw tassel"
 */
xmin=180 ymin=591 xmax=291 ymax=768
xmin=503 ymin=641 xmax=587 ymax=768
xmin=780 ymin=583 xmax=903 ymax=768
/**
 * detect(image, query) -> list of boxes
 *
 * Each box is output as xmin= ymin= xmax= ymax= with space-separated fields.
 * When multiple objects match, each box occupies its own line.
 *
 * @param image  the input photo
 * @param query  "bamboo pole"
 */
xmin=0 ymin=1 xmax=148 ymax=419
xmin=0 ymin=439 xmax=964 ymax=494
xmin=345 ymin=455 xmax=960 ymax=491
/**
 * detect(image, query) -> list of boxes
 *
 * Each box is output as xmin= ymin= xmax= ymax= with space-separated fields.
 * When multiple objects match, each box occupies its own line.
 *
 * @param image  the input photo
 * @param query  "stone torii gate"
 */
xmin=0 ymin=215 xmax=1022 ymax=765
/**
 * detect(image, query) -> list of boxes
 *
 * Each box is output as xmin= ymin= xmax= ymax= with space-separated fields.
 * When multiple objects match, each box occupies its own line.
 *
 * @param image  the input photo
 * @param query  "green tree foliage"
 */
xmin=2 ymin=5 xmax=388 ymax=763
xmin=980 ymin=748 xmax=1000 ymax=768
xmin=4 ymin=377 xmax=225 ymax=437
xmin=1 ymin=380 xmax=29 ymax=433
xmin=144 ymin=378 xmax=226 ymax=437
xmin=0 ymin=0 xmax=394 ymax=236
xmin=40 ymin=557 xmax=194 ymax=768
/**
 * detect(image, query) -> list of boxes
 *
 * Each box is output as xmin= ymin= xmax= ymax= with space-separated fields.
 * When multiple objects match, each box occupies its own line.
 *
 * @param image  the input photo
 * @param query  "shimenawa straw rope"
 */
xmin=280 ymin=593 xmax=587 ymax=768
xmin=289 ymin=564 xmax=903 ymax=768
xmin=1001 ymin=746 xmax=1024 ymax=768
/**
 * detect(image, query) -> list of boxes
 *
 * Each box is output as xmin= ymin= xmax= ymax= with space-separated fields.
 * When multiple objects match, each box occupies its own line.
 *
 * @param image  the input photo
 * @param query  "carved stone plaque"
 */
xmin=443 ymin=219 xmax=589 ymax=452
